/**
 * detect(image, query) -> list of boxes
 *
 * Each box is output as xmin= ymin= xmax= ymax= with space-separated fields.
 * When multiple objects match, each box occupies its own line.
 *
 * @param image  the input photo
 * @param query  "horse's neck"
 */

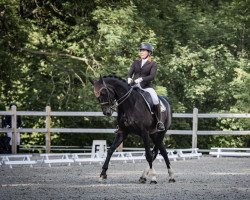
xmin=106 ymin=80 xmax=130 ymax=99
xmin=117 ymin=89 xmax=140 ymax=111
xmin=115 ymin=87 xmax=130 ymax=98
xmin=105 ymin=78 xmax=139 ymax=110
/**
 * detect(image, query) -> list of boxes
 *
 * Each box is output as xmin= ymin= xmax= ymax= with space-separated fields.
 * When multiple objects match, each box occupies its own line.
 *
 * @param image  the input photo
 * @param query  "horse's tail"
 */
xmin=158 ymin=96 xmax=172 ymax=130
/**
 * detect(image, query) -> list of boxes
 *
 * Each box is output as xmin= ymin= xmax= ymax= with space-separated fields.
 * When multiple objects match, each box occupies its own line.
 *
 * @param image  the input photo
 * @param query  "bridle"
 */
xmin=94 ymin=80 xmax=134 ymax=111
xmin=94 ymin=81 xmax=114 ymax=107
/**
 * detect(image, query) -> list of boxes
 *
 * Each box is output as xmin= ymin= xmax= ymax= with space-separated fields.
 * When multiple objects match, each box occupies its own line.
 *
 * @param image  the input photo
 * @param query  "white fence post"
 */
xmin=46 ymin=106 xmax=51 ymax=153
xmin=11 ymin=105 xmax=17 ymax=154
xmin=192 ymin=108 xmax=198 ymax=149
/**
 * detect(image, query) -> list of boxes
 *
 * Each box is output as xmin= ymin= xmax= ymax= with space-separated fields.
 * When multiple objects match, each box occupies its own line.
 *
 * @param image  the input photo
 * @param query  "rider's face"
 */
xmin=139 ymin=49 xmax=149 ymax=59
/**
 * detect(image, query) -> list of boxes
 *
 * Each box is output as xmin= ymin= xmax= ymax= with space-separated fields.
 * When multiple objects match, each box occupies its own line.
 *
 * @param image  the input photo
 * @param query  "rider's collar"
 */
xmin=141 ymin=58 xmax=148 ymax=67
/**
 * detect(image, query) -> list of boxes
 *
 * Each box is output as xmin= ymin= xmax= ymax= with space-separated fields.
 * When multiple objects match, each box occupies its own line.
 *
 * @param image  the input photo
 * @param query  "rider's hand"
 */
xmin=134 ymin=78 xmax=143 ymax=84
xmin=127 ymin=78 xmax=133 ymax=84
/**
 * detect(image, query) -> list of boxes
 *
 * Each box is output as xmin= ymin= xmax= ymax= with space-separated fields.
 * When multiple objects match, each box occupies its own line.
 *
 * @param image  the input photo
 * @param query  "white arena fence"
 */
xmin=0 ymin=106 xmax=250 ymax=154
xmin=0 ymin=147 xmax=202 ymax=168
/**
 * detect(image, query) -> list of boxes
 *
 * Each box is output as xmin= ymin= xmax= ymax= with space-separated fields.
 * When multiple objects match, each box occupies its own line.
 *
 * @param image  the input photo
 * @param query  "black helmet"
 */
xmin=139 ymin=43 xmax=153 ymax=54
xmin=9 ymin=102 xmax=17 ymax=108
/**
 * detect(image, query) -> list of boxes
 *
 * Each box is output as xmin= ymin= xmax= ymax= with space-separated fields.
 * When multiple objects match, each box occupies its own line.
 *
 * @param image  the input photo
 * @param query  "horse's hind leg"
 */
xmin=139 ymin=133 xmax=157 ymax=184
xmin=153 ymin=132 xmax=176 ymax=183
xmin=151 ymin=145 xmax=159 ymax=161
xmin=139 ymin=166 xmax=157 ymax=184
xmin=100 ymin=130 xmax=127 ymax=181
xmin=159 ymin=145 xmax=175 ymax=182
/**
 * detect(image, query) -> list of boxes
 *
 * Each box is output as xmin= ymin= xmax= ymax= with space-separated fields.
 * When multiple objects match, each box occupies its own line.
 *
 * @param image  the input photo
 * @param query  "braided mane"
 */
xmin=103 ymin=75 xmax=127 ymax=83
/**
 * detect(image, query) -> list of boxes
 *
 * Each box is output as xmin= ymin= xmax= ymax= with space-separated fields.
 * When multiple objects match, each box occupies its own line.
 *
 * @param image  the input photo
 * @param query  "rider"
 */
xmin=127 ymin=43 xmax=165 ymax=131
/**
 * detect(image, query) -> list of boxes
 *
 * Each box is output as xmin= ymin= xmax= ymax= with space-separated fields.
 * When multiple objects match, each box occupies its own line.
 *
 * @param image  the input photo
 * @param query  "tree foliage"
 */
xmin=0 ymin=0 xmax=249 ymax=149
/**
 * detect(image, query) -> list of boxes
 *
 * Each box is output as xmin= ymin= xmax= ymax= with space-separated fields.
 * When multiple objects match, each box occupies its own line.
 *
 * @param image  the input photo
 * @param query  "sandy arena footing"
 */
xmin=0 ymin=156 xmax=249 ymax=200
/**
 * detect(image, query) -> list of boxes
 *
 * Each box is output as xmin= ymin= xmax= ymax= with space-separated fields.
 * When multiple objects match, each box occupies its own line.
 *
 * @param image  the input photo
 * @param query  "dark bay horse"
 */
xmin=91 ymin=75 xmax=175 ymax=183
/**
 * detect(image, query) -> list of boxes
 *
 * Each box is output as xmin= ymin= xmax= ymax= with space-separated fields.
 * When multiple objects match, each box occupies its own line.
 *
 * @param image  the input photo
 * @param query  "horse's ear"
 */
xmin=99 ymin=75 xmax=104 ymax=83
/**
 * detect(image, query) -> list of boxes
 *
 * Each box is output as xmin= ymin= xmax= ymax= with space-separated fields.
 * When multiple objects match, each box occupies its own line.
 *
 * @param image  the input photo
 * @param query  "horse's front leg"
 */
xmin=100 ymin=130 xmax=127 ymax=181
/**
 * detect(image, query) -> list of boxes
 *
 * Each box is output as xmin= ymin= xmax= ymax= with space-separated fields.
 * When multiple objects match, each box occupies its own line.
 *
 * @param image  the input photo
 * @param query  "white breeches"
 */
xmin=141 ymin=87 xmax=159 ymax=105
xmin=7 ymin=131 xmax=20 ymax=145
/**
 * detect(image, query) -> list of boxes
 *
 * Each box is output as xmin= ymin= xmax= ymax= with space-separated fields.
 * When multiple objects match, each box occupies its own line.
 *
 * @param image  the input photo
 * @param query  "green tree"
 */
xmin=0 ymin=0 xmax=249 ymax=149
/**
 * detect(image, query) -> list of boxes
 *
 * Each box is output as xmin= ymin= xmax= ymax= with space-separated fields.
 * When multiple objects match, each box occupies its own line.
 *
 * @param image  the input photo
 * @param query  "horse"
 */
xmin=91 ymin=75 xmax=175 ymax=183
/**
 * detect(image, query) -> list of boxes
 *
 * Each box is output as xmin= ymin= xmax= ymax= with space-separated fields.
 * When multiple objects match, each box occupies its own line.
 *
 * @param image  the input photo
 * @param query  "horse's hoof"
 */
xmin=99 ymin=174 xmax=107 ymax=182
xmin=139 ymin=177 xmax=147 ymax=184
xmin=150 ymin=180 xmax=157 ymax=184
xmin=169 ymin=178 xmax=176 ymax=183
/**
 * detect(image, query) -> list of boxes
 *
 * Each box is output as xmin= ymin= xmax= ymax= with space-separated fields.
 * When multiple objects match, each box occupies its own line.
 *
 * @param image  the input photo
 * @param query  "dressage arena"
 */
xmin=0 ymin=156 xmax=249 ymax=200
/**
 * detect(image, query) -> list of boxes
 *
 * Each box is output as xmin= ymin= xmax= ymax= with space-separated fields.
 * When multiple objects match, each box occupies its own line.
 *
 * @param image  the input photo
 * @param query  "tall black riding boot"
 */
xmin=154 ymin=104 xmax=165 ymax=131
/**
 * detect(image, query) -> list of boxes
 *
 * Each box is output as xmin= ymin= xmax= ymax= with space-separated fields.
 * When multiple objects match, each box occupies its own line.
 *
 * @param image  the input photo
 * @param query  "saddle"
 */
xmin=134 ymin=88 xmax=172 ymax=134
xmin=136 ymin=88 xmax=166 ymax=113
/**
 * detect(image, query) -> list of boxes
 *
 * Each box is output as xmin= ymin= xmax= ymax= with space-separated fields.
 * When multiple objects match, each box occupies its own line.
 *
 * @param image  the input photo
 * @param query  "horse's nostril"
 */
xmin=103 ymin=110 xmax=111 ymax=116
xmin=107 ymin=112 xmax=111 ymax=116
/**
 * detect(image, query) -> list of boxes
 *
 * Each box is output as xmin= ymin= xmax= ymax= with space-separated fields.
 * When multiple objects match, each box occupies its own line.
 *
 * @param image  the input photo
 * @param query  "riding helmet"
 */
xmin=139 ymin=43 xmax=154 ymax=54
xmin=9 ymin=102 xmax=17 ymax=108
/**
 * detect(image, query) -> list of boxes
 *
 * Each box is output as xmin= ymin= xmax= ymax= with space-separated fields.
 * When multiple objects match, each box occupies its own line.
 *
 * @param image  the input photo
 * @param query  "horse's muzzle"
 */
xmin=103 ymin=108 xmax=112 ymax=116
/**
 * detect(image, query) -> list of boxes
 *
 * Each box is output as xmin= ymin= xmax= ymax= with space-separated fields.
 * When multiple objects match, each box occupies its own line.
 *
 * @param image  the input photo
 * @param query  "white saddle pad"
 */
xmin=160 ymin=100 xmax=166 ymax=112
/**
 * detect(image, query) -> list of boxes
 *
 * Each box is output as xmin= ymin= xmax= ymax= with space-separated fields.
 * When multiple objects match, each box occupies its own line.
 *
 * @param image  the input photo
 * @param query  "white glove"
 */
xmin=134 ymin=78 xmax=143 ymax=84
xmin=127 ymin=78 xmax=133 ymax=84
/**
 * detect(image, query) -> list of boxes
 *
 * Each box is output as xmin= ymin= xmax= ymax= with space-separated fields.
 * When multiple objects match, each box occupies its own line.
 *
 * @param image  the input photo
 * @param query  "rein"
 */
xmin=111 ymin=86 xmax=134 ymax=110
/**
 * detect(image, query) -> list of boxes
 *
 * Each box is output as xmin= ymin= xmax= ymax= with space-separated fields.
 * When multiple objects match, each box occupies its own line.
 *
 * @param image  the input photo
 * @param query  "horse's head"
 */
xmin=91 ymin=76 xmax=116 ymax=116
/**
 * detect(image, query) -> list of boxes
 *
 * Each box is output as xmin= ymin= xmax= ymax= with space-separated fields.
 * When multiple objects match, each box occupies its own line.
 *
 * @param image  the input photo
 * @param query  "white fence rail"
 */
xmin=0 ymin=106 xmax=250 ymax=154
